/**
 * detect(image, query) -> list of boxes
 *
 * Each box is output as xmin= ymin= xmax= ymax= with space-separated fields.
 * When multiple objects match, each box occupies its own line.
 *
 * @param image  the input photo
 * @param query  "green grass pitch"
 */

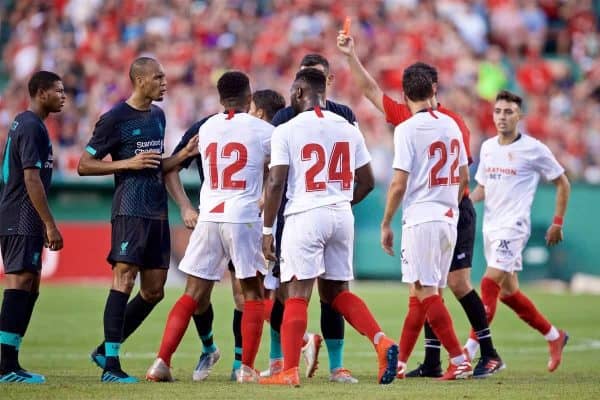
xmin=2 ymin=282 xmax=599 ymax=399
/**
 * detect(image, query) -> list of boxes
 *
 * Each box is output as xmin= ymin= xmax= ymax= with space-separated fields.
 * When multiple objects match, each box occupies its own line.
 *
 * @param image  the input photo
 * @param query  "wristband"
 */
xmin=263 ymin=226 xmax=273 ymax=235
xmin=552 ymin=216 xmax=563 ymax=227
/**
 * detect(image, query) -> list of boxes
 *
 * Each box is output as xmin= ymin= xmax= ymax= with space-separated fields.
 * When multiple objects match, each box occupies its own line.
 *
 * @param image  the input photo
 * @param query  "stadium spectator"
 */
xmin=0 ymin=0 xmax=598 ymax=182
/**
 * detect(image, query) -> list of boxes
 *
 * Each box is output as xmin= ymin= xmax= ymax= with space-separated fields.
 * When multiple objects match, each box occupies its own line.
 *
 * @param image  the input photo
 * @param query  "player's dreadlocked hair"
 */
xmin=300 ymin=54 xmax=330 ymax=75
xmin=496 ymin=90 xmax=523 ymax=108
xmin=402 ymin=65 xmax=434 ymax=102
xmin=294 ymin=68 xmax=326 ymax=95
xmin=252 ymin=90 xmax=286 ymax=122
xmin=28 ymin=71 xmax=62 ymax=97
xmin=217 ymin=71 xmax=250 ymax=103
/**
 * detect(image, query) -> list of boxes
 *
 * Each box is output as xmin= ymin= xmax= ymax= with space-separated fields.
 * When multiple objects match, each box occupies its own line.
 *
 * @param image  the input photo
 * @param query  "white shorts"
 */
xmin=280 ymin=204 xmax=354 ymax=283
xmin=484 ymin=229 xmax=529 ymax=273
xmin=400 ymin=221 xmax=457 ymax=288
xmin=178 ymin=221 xmax=267 ymax=280
xmin=263 ymin=261 xmax=280 ymax=290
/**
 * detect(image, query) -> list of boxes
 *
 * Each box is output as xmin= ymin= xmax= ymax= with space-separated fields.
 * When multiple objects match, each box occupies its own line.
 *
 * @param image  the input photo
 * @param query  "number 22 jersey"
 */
xmin=393 ymin=111 xmax=468 ymax=227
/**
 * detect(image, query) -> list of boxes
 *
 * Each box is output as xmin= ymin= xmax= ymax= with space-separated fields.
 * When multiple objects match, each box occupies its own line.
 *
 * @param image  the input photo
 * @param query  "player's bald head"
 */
xmin=129 ymin=57 xmax=160 ymax=84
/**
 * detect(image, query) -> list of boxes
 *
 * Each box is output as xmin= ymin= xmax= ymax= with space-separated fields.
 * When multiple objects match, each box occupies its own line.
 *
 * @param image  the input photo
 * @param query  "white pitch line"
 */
xmin=24 ymin=339 xmax=600 ymax=360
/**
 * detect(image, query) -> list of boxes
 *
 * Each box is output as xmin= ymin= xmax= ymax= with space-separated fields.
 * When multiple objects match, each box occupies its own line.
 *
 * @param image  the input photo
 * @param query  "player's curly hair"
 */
xmin=402 ymin=65 xmax=433 ymax=102
xmin=28 ymin=71 xmax=62 ymax=97
xmin=252 ymin=90 xmax=285 ymax=122
xmin=294 ymin=68 xmax=326 ymax=94
xmin=217 ymin=71 xmax=250 ymax=103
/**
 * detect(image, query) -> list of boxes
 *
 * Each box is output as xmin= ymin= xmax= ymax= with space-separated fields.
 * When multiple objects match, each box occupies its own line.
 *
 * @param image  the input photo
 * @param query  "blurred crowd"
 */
xmin=0 ymin=0 xmax=599 ymax=183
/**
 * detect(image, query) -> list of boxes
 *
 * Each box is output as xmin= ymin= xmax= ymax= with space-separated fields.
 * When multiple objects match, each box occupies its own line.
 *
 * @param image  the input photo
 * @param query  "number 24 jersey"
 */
xmin=270 ymin=109 xmax=371 ymax=216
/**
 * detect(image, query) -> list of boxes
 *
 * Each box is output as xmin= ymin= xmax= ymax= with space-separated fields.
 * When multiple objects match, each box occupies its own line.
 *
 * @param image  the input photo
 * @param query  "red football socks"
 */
xmin=501 ymin=290 xmax=552 ymax=335
xmin=241 ymin=300 xmax=265 ymax=368
xmin=157 ymin=294 xmax=198 ymax=366
xmin=332 ymin=291 xmax=381 ymax=344
xmin=398 ymin=296 xmax=426 ymax=362
xmin=281 ymin=297 xmax=308 ymax=371
xmin=422 ymin=295 xmax=463 ymax=358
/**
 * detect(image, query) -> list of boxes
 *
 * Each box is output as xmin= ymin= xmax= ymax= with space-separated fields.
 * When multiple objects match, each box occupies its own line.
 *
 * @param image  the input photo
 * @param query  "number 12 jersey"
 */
xmin=197 ymin=112 xmax=274 ymax=223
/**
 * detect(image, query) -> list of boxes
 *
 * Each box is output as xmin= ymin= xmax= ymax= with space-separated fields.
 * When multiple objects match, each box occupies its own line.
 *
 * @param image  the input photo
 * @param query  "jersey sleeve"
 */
xmin=474 ymin=143 xmax=487 ymax=186
xmin=18 ymin=122 xmax=44 ymax=169
xmin=382 ymin=94 xmax=412 ymax=126
xmin=260 ymin=124 xmax=274 ymax=157
xmin=173 ymin=120 xmax=202 ymax=170
xmin=271 ymin=107 xmax=293 ymax=127
xmin=158 ymin=109 xmax=167 ymax=155
xmin=336 ymin=102 xmax=358 ymax=125
xmin=85 ymin=111 xmax=120 ymax=159
xmin=354 ymin=128 xmax=371 ymax=168
xmin=392 ymin=124 xmax=414 ymax=172
xmin=269 ymin=126 xmax=289 ymax=167
xmin=533 ymin=141 xmax=565 ymax=181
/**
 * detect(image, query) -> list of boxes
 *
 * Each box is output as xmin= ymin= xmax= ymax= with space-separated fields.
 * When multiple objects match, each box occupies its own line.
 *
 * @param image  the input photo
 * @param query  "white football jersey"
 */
xmin=197 ymin=112 xmax=273 ymax=223
xmin=393 ymin=111 xmax=468 ymax=227
xmin=270 ymin=109 xmax=371 ymax=216
xmin=475 ymin=134 xmax=564 ymax=235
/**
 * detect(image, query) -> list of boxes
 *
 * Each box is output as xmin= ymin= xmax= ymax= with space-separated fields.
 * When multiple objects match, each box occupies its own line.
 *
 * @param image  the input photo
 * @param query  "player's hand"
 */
xmin=381 ymin=224 xmax=395 ymax=256
xmin=183 ymin=134 xmax=200 ymax=157
xmin=44 ymin=224 xmax=63 ymax=251
xmin=181 ymin=205 xmax=198 ymax=229
xmin=263 ymin=234 xmax=276 ymax=262
xmin=127 ymin=152 xmax=162 ymax=170
xmin=545 ymin=224 xmax=563 ymax=246
xmin=336 ymin=31 xmax=355 ymax=56
xmin=258 ymin=196 xmax=265 ymax=212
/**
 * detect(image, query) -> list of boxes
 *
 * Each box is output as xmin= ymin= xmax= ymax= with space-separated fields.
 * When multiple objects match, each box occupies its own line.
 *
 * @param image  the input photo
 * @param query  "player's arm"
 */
xmin=78 ymin=113 xmax=161 ymax=175
xmin=351 ymin=163 xmax=375 ymax=206
xmin=77 ymin=151 xmax=161 ymax=175
xmin=162 ymin=134 xmax=199 ymax=173
xmin=258 ymin=159 xmax=271 ymax=212
xmin=469 ymin=184 xmax=485 ymax=203
xmin=546 ymin=173 xmax=570 ymax=246
xmin=337 ymin=33 xmax=384 ymax=113
xmin=23 ymin=168 xmax=63 ymax=251
xmin=381 ymin=169 xmax=408 ymax=256
xmin=165 ymin=169 xmax=198 ymax=229
xmin=262 ymin=164 xmax=288 ymax=262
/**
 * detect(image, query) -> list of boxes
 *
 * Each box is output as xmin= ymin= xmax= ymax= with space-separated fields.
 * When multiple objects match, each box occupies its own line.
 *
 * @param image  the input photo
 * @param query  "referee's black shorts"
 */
xmin=450 ymin=196 xmax=476 ymax=271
